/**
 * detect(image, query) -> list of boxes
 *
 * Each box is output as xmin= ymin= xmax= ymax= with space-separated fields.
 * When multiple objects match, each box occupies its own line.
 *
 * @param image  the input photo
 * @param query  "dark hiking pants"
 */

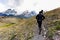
xmin=37 ymin=21 xmax=42 ymax=34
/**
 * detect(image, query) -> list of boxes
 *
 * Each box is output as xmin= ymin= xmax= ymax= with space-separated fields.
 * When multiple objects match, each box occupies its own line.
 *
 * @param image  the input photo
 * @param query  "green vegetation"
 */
xmin=55 ymin=25 xmax=60 ymax=30
xmin=44 ymin=8 xmax=60 ymax=40
xmin=10 ymin=35 xmax=16 ymax=40
xmin=0 ymin=23 xmax=15 ymax=28
xmin=47 ymin=27 xmax=56 ymax=38
xmin=47 ymin=20 xmax=60 ymax=39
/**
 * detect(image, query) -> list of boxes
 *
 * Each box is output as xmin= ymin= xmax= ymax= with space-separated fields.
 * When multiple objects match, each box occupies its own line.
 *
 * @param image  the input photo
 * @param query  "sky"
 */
xmin=0 ymin=0 xmax=60 ymax=14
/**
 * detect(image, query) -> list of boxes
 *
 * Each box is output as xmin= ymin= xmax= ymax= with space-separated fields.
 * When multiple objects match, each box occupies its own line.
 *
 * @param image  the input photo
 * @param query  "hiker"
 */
xmin=36 ymin=10 xmax=45 ymax=35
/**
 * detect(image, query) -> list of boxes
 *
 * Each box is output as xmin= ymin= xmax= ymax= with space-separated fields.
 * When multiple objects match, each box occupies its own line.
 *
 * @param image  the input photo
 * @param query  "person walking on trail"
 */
xmin=36 ymin=10 xmax=45 ymax=35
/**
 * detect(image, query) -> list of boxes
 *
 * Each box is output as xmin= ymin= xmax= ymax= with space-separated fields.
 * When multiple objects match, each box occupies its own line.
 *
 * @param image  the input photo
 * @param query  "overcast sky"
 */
xmin=0 ymin=0 xmax=60 ymax=14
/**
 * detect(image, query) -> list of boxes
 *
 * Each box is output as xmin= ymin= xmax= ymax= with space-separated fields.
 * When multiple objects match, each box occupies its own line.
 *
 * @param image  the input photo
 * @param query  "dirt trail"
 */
xmin=32 ymin=23 xmax=46 ymax=40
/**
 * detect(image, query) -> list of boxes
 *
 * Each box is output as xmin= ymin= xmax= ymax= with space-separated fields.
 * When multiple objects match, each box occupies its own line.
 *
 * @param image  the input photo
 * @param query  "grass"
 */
xmin=47 ymin=27 xmax=56 ymax=38
xmin=44 ymin=8 xmax=60 ymax=40
xmin=10 ymin=35 xmax=16 ymax=40
xmin=0 ymin=23 xmax=16 ymax=28
xmin=47 ymin=20 xmax=60 ymax=39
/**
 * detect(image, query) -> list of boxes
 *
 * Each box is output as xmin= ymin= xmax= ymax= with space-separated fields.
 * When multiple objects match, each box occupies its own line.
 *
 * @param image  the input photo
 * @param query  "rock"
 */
xmin=53 ymin=30 xmax=60 ymax=40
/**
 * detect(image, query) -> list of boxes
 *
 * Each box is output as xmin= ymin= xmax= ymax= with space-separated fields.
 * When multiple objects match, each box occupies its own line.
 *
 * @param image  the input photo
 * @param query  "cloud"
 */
xmin=0 ymin=3 xmax=8 ymax=12
xmin=7 ymin=0 xmax=19 ymax=8
xmin=0 ymin=0 xmax=60 ymax=14
xmin=0 ymin=0 xmax=24 ymax=12
xmin=0 ymin=0 xmax=23 ymax=8
xmin=35 ymin=0 xmax=60 ymax=11
xmin=15 ymin=0 xmax=60 ymax=13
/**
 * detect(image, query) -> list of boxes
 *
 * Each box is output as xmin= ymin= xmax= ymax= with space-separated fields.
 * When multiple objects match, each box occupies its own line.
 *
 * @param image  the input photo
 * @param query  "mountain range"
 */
xmin=16 ymin=10 xmax=37 ymax=18
xmin=0 ymin=9 xmax=37 ymax=18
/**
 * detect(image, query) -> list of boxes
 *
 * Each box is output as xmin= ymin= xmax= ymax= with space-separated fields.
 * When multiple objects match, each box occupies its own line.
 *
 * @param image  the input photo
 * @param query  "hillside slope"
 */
xmin=44 ymin=8 xmax=60 ymax=40
xmin=0 ymin=17 xmax=37 ymax=40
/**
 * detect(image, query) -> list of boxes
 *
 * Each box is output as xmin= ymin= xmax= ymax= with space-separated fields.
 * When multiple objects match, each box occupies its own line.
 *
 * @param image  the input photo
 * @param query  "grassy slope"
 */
xmin=0 ymin=17 xmax=37 ymax=40
xmin=44 ymin=8 xmax=60 ymax=39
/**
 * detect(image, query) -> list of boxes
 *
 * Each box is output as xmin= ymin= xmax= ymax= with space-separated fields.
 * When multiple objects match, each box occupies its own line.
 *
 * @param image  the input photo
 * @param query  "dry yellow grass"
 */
xmin=0 ymin=16 xmax=37 ymax=40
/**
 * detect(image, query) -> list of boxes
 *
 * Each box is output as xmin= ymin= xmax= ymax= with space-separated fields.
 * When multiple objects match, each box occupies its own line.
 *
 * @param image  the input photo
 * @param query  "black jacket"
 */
xmin=36 ymin=14 xmax=45 ymax=21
